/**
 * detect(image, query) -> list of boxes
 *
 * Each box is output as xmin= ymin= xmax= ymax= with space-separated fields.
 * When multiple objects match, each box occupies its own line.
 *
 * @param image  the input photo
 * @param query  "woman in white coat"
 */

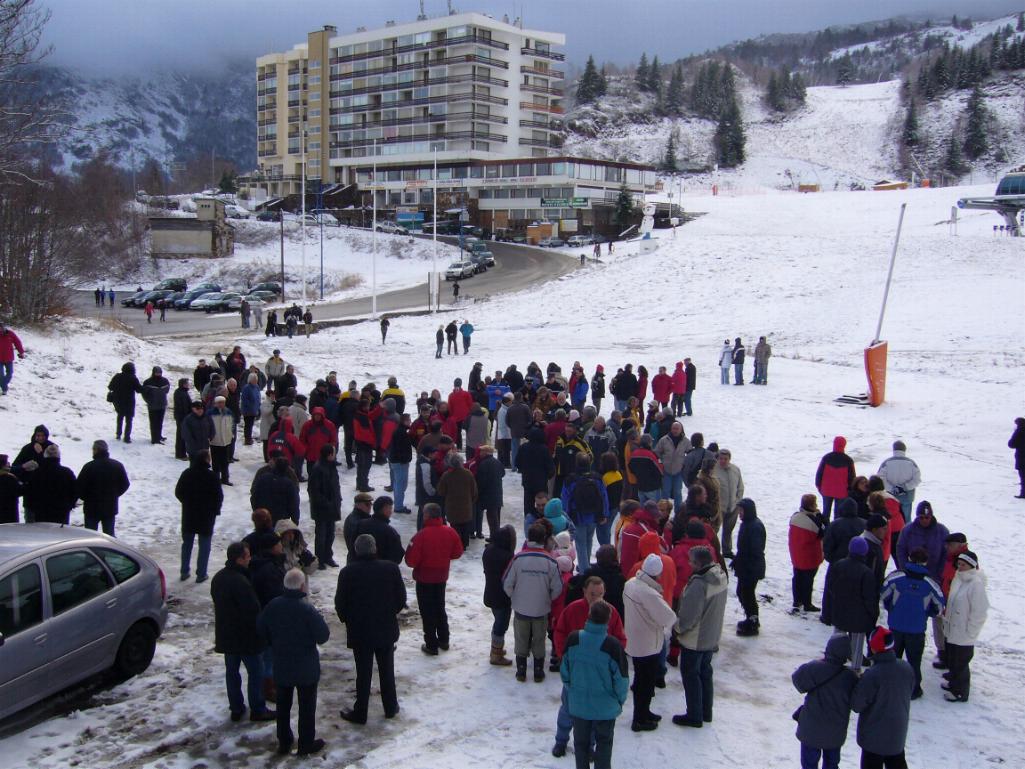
xmin=623 ymin=554 xmax=677 ymax=731
xmin=942 ymin=550 xmax=988 ymax=703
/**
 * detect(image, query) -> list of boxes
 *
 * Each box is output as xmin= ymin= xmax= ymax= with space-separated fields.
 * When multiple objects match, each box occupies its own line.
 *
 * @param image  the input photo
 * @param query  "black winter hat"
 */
xmin=865 ymin=514 xmax=889 ymax=531
xmin=33 ymin=424 xmax=50 ymax=438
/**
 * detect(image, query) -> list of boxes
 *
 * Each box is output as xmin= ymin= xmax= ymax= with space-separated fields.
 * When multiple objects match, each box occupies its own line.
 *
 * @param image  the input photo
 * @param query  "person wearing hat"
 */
xmin=791 ymin=635 xmax=859 ymax=769
xmin=822 ymin=537 xmax=878 ymax=671
xmin=208 ymin=395 xmax=237 ymax=486
xmin=672 ymin=545 xmax=728 ymax=727
xmin=342 ymin=492 xmax=374 ymax=562
xmin=108 ymin=361 xmax=143 ymax=442
xmin=175 ymin=449 xmax=224 ymax=582
xmin=22 ymin=443 xmax=76 ymax=525
xmin=940 ymin=533 xmax=969 ymax=597
xmin=494 ymin=392 xmax=514 ymax=468
xmin=732 ymin=498 xmax=766 ymax=637
xmin=895 ymin=501 xmax=948 ymax=585
xmin=815 ymin=436 xmax=856 ymax=522
xmin=942 ymin=550 xmax=988 ymax=702
xmin=257 ymin=568 xmax=330 ymax=756
xmin=77 ymin=438 xmax=130 ymax=536
xmin=1008 ymin=417 xmax=1025 ymax=498
xmin=877 ymin=440 xmax=922 ymax=523
xmin=788 ymin=494 xmax=826 ymax=613
xmin=881 ymin=546 xmax=944 ymax=699
xmin=851 ymin=626 xmax=915 ymax=768
xmin=862 ymin=513 xmax=890 ymax=589
xmin=182 ymin=399 xmax=215 ymax=460
xmin=354 ymin=496 xmax=405 ymax=565
xmin=589 ymin=365 xmax=606 ymax=416
xmin=623 ymin=552 xmax=677 ymax=731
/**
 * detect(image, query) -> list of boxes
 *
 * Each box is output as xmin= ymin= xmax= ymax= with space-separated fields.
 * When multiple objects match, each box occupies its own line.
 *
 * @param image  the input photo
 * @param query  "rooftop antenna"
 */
xmin=417 ymin=0 xmax=427 ymax=20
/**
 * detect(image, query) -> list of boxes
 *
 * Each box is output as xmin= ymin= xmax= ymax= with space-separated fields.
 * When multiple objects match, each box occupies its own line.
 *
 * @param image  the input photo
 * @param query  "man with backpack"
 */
xmin=561 ymin=453 xmax=611 ymax=573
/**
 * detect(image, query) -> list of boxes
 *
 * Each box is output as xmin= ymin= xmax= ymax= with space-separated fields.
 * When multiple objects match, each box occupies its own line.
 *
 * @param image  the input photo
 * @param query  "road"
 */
xmin=69 ymin=241 xmax=580 ymax=338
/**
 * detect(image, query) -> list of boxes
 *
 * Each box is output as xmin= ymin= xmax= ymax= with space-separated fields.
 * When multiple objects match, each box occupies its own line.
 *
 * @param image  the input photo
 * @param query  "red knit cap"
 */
xmin=869 ymin=626 xmax=894 ymax=655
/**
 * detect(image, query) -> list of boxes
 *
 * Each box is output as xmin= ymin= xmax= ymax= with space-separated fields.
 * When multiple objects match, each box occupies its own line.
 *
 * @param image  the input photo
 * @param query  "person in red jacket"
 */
xmin=788 ymin=493 xmax=826 ymax=612
xmin=669 ymin=362 xmax=687 ymax=418
xmin=267 ymin=416 xmax=306 ymax=466
xmin=815 ymin=436 xmax=856 ymax=521
xmin=352 ymin=397 xmax=382 ymax=492
xmin=447 ymin=378 xmax=473 ymax=448
xmin=550 ymin=576 xmax=628 ymax=758
xmin=0 ymin=322 xmax=26 ymax=396
xmin=651 ymin=366 xmax=673 ymax=409
xmin=299 ymin=407 xmax=338 ymax=479
xmin=940 ymin=532 xmax=968 ymax=597
xmin=626 ymin=531 xmax=675 ymax=604
xmin=619 ymin=500 xmax=661 ymax=577
xmin=665 ymin=519 xmax=714 ymax=665
xmin=404 ymin=502 xmax=464 ymax=655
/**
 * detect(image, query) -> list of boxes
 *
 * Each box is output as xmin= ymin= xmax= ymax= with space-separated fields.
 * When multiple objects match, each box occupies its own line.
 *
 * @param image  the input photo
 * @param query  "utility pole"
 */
xmin=280 ymin=213 xmax=285 ymax=301
xmin=432 ymin=146 xmax=438 ymax=312
xmin=300 ymin=105 xmax=307 ymax=311
xmin=372 ymin=138 xmax=378 ymax=319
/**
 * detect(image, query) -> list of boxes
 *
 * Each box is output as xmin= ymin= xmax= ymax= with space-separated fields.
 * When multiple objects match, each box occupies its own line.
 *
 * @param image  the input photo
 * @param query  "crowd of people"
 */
xmin=0 ymin=332 xmax=1013 ymax=769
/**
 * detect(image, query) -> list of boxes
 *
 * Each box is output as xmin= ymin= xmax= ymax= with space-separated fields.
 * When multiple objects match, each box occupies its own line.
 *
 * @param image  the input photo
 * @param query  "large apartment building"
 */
xmin=248 ymin=13 xmax=656 ymax=234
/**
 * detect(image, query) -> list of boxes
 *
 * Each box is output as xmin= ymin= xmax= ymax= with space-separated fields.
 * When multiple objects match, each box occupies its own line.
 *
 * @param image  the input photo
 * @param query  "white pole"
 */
xmin=872 ymin=203 xmax=907 ymax=345
xmin=372 ymin=139 xmax=377 ymax=319
xmin=301 ymin=107 xmax=307 ymax=311
xmin=432 ymin=146 xmax=438 ymax=312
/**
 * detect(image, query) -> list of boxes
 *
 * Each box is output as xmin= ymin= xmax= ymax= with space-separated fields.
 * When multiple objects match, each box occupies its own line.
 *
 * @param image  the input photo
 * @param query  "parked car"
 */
xmin=225 ymin=205 xmax=251 ymax=220
xmin=245 ymin=290 xmax=278 ymax=303
xmin=190 ymin=292 xmax=242 ymax=313
xmin=0 ymin=523 xmax=168 ymax=721
xmin=256 ymin=210 xmax=281 ymax=222
xmin=467 ymin=252 xmax=488 ymax=274
xmin=538 ymin=237 xmax=566 ymax=248
xmin=300 ymin=212 xmax=335 ymax=226
xmin=460 ymin=225 xmax=484 ymax=238
xmin=120 ymin=291 xmax=148 ymax=308
xmin=174 ymin=286 xmax=221 ymax=310
xmin=469 ymin=243 xmax=495 ymax=267
xmin=163 ymin=291 xmax=185 ymax=307
xmin=153 ymin=278 xmax=187 ymax=292
xmin=250 ymin=282 xmax=282 ymax=296
xmin=445 ymin=260 xmax=475 ymax=281
xmin=133 ymin=289 xmax=175 ymax=308
xmin=567 ymin=234 xmax=599 ymax=247
xmin=375 ymin=221 xmax=407 ymax=235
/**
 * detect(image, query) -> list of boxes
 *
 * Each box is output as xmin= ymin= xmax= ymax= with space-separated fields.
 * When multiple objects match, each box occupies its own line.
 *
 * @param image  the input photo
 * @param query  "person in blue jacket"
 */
xmin=560 ymin=600 xmax=629 ymax=769
xmin=880 ymin=546 xmax=944 ymax=699
xmin=459 ymin=319 xmax=474 ymax=354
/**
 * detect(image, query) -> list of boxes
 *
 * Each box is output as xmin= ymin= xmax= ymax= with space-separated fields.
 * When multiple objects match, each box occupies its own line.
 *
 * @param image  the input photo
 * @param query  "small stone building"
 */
xmin=149 ymin=198 xmax=235 ymax=259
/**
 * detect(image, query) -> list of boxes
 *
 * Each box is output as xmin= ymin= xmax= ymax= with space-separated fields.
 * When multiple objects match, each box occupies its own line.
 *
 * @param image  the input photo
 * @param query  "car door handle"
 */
xmin=106 ymin=598 xmax=118 ymax=608
xmin=33 ymin=633 xmax=47 ymax=645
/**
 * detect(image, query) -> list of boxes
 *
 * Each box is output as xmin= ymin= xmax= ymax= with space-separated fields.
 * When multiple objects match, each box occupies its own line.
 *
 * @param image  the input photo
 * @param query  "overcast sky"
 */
xmin=41 ymin=0 xmax=1023 ymax=75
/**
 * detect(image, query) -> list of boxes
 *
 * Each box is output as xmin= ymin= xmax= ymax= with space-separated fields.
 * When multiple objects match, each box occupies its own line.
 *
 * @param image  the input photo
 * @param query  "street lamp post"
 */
xmin=432 ymin=146 xmax=438 ymax=312
xmin=300 ymin=108 xmax=307 ymax=312
xmin=371 ymin=138 xmax=377 ymax=319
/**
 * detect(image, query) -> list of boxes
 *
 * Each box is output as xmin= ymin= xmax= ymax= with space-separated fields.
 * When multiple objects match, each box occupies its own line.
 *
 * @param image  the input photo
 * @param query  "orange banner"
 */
xmin=864 ymin=341 xmax=888 ymax=407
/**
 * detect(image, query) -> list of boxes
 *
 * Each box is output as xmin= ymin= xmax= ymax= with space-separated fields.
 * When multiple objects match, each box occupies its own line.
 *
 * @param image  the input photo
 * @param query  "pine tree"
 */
xmin=901 ymin=99 xmax=919 ymax=147
xmin=218 ymin=169 xmax=238 ymax=193
xmin=789 ymin=72 xmax=807 ymax=104
xmin=597 ymin=65 xmax=608 ymax=97
xmin=661 ymin=128 xmax=678 ymax=171
xmin=962 ymin=86 xmax=988 ymax=159
xmin=766 ymin=73 xmax=784 ymax=111
xmin=613 ymin=183 xmax=635 ymax=231
xmin=666 ymin=66 xmax=685 ymax=116
xmin=648 ymin=55 xmax=662 ymax=94
xmin=945 ymin=132 xmax=966 ymax=175
xmin=837 ymin=52 xmax=854 ymax=86
xmin=635 ymin=53 xmax=650 ymax=92
xmin=577 ymin=55 xmax=602 ymax=104
xmin=714 ymin=98 xmax=746 ymax=167
xmin=1018 ymin=12 xmax=1024 ymax=32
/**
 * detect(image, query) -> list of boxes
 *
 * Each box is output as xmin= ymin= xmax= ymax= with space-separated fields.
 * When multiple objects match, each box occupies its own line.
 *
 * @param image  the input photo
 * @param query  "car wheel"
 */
xmin=114 ymin=621 xmax=157 ymax=678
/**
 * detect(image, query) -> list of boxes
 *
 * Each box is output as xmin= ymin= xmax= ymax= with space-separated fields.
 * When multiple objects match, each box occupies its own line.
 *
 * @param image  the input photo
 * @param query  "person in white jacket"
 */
xmin=877 ymin=440 xmax=922 ymax=524
xmin=718 ymin=340 xmax=733 ymax=385
xmin=942 ymin=550 xmax=988 ymax=702
xmin=623 ymin=554 xmax=677 ymax=732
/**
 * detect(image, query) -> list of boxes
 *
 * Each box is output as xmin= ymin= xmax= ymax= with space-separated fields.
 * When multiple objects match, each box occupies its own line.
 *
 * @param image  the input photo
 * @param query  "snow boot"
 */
xmin=515 ymin=656 xmax=528 ymax=682
xmin=490 ymin=643 xmax=512 ymax=666
xmin=263 ymin=677 xmax=277 ymax=703
xmin=533 ymin=657 xmax=546 ymax=682
xmin=736 ymin=618 xmax=760 ymax=637
xmin=549 ymin=655 xmax=561 ymax=673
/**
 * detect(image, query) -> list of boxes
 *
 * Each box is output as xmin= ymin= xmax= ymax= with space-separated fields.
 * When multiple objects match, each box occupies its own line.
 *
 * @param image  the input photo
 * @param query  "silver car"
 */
xmin=0 ymin=524 xmax=168 ymax=720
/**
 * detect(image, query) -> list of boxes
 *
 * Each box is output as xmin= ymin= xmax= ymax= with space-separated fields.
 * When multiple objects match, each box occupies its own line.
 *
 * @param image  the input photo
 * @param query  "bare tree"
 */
xmin=0 ymin=0 xmax=68 ymax=182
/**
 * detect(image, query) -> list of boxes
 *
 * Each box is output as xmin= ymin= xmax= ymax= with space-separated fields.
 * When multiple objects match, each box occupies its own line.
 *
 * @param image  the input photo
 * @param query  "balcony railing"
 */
xmin=258 ymin=149 xmax=278 ymax=158
xmin=331 ymin=92 xmax=508 ymax=114
xmin=331 ymin=130 xmax=507 ymax=149
xmin=330 ymin=53 xmax=508 ymax=82
xmin=330 ymin=72 xmax=508 ymax=99
xmin=519 ymin=119 xmax=557 ymax=129
xmin=329 ymin=34 xmax=509 ymax=65
xmin=520 ymin=66 xmax=564 ymax=79
xmin=258 ymin=86 xmax=277 ymax=96
xmin=519 ymin=101 xmax=564 ymax=114
xmin=521 ymin=47 xmax=565 ymax=61
xmin=258 ymin=118 xmax=276 ymax=127
xmin=518 ymin=137 xmax=558 ymax=148
xmin=521 ymin=83 xmax=564 ymax=96
xmin=336 ymin=112 xmax=508 ymax=131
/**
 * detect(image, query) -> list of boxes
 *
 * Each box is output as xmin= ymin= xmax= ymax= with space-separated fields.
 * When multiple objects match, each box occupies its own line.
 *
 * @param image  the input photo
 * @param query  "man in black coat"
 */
xmin=335 ymin=534 xmax=407 ymax=724
xmin=210 ymin=541 xmax=275 ymax=722
xmin=354 ymin=496 xmax=405 ymax=564
xmin=172 ymin=379 xmax=194 ymax=460
xmin=475 ymin=445 xmax=505 ymax=540
xmin=342 ymin=492 xmax=374 ymax=561
xmin=338 ymin=384 xmax=361 ymax=469
xmin=515 ymin=426 xmax=555 ymax=517
xmin=733 ymin=498 xmax=766 ymax=636
xmin=108 ymin=361 xmax=143 ymax=442
xmin=250 ymin=457 xmax=301 ymax=524
xmin=76 ymin=440 xmax=130 ymax=536
xmin=141 ymin=366 xmax=171 ymax=445
xmin=23 ymin=444 xmax=77 ymax=525
xmin=181 ymin=400 xmax=215 ymax=459
xmin=175 ymin=449 xmax=223 ymax=582
xmin=308 ymin=444 xmax=342 ymax=568
xmin=822 ymin=536 xmax=878 ymax=671
xmin=683 ymin=358 xmax=696 ymax=416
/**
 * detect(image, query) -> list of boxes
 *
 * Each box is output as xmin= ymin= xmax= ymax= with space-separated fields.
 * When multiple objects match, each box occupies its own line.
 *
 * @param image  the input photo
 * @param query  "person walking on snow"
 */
xmin=718 ymin=340 xmax=732 ymax=385
xmin=0 ymin=322 xmax=25 ymax=395
xmin=380 ymin=316 xmax=389 ymax=344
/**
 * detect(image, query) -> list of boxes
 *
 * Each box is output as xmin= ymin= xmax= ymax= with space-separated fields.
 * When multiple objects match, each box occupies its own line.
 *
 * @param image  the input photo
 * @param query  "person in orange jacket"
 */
xmin=789 ymin=494 xmax=826 ymax=612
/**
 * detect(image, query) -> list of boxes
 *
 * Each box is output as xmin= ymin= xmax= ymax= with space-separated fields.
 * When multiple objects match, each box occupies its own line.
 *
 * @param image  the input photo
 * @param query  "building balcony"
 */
xmin=520 ymin=65 xmax=564 ymax=79
xmin=258 ymin=118 xmax=276 ymax=127
xmin=521 ymin=83 xmax=564 ymax=96
xmin=331 ymin=92 xmax=508 ymax=114
xmin=519 ymin=102 xmax=564 ymax=114
xmin=258 ymin=149 xmax=278 ymax=158
xmin=331 ymin=53 xmax=509 ymax=82
xmin=331 ymin=129 xmax=507 ymax=149
xmin=518 ymin=119 xmax=559 ymax=129
xmin=329 ymin=34 xmax=509 ymax=65
xmin=330 ymin=72 xmax=508 ymax=99
xmin=258 ymin=86 xmax=277 ymax=96
xmin=521 ymin=47 xmax=565 ymax=61
xmin=517 ymin=137 xmax=559 ymax=148
xmin=337 ymin=112 xmax=508 ymax=131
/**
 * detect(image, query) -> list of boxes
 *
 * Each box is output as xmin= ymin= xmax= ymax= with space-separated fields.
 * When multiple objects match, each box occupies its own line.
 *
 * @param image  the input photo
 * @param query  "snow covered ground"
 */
xmin=1 ymin=181 xmax=1023 ymax=768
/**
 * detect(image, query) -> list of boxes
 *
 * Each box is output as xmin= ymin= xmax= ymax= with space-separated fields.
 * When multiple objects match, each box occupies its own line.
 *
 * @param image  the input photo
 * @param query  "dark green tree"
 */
xmin=648 ymin=55 xmax=662 ymax=94
xmin=1018 ymin=11 xmax=1024 ymax=32
xmin=597 ymin=65 xmax=608 ymax=97
xmin=788 ymin=72 xmax=807 ymax=104
xmin=901 ymin=98 xmax=919 ymax=147
xmin=714 ymin=99 xmax=746 ymax=167
xmin=218 ymin=168 xmax=238 ymax=193
xmin=944 ymin=132 xmax=967 ymax=175
xmin=576 ymin=55 xmax=602 ymax=104
xmin=962 ymin=86 xmax=988 ymax=159
xmin=766 ymin=72 xmax=784 ymax=111
xmin=837 ymin=52 xmax=854 ymax=86
xmin=635 ymin=53 xmax=650 ymax=92
xmin=661 ymin=128 xmax=678 ymax=171
xmin=613 ymin=183 xmax=636 ymax=231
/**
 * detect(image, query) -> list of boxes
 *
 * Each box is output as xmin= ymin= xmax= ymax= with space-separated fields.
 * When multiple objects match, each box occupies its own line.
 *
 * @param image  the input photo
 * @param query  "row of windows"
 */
xmin=478 ymin=186 xmax=574 ymax=199
xmin=330 ymin=26 xmax=489 ymax=59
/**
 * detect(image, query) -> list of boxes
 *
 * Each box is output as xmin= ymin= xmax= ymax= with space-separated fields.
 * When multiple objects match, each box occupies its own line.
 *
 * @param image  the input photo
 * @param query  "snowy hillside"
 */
xmin=1 ymin=181 xmax=1022 ymax=768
